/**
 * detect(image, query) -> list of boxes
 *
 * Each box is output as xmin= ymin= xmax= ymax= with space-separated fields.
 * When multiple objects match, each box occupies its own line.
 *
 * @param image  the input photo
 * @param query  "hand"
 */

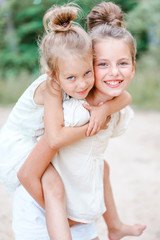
xmin=83 ymin=103 xmax=111 ymax=137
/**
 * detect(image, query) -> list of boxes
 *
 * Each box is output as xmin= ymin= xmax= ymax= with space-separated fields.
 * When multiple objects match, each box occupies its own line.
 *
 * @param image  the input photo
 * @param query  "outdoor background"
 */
xmin=0 ymin=0 xmax=160 ymax=240
xmin=0 ymin=0 xmax=160 ymax=109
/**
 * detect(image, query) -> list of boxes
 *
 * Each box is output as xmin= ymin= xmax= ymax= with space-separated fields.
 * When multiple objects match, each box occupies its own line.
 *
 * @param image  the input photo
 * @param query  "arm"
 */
xmin=101 ymin=91 xmax=132 ymax=115
xmin=43 ymin=82 xmax=89 ymax=148
xmin=18 ymin=81 xmax=89 ymax=207
xmin=83 ymin=91 xmax=132 ymax=136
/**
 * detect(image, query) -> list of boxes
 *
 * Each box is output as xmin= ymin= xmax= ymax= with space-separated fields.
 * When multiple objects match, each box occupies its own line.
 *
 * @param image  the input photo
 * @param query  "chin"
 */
xmin=110 ymin=90 xmax=124 ymax=98
xmin=77 ymin=96 xmax=86 ymax=100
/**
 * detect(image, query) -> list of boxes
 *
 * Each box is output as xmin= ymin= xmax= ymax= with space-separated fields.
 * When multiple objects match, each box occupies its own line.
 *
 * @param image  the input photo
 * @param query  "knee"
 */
xmin=42 ymin=164 xmax=65 ymax=202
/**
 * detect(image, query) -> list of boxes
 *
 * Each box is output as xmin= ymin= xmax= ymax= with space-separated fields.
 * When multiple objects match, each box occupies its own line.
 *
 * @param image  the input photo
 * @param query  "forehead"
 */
xmin=94 ymin=38 xmax=132 ymax=60
xmin=58 ymin=54 xmax=93 ymax=75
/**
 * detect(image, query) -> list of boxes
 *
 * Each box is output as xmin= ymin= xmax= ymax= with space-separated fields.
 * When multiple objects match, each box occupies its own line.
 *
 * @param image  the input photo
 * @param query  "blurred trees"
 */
xmin=127 ymin=0 xmax=160 ymax=61
xmin=126 ymin=0 xmax=160 ymax=110
xmin=1 ymin=0 xmax=159 ymax=77
xmin=0 ymin=0 xmax=160 ymax=108
xmin=0 ymin=0 xmax=44 ymax=77
xmin=0 ymin=0 xmax=138 ymax=78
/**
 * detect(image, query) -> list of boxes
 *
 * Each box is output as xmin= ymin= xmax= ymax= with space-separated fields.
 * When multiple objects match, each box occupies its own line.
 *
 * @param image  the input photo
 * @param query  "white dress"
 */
xmin=0 ymin=74 xmax=45 ymax=192
xmin=0 ymin=74 xmax=89 ymax=192
xmin=13 ymin=185 xmax=98 ymax=240
xmin=0 ymin=74 xmax=98 ymax=240
xmin=0 ymin=73 xmax=134 ymax=238
xmin=52 ymin=102 xmax=134 ymax=223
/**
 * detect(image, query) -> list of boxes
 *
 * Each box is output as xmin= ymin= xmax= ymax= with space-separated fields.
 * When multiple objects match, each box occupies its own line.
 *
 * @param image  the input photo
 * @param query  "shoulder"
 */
xmin=34 ymin=77 xmax=62 ymax=105
xmin=110 ymin=106 xmax=134 ymax=137
xmin=33 ymin=78 xmax=47 ymax=105
xmin=112 ymin=106 xmax=134 ymax=122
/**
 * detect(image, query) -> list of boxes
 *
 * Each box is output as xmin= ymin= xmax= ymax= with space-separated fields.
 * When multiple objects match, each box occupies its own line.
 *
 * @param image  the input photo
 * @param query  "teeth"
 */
xmin=105 ymin=81 xmax=121 ymax=85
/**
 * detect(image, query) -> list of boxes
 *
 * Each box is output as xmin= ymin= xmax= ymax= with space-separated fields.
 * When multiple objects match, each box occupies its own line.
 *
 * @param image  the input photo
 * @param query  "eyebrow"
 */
xmin=63 ymin=68 xmax=92 ymax=77
xmin=119 ymin=57 xmax=130 ymax=61
xmin=95 ymin=57 xmax=130 ymax=61
xmin=63 ymin=73 xmax=76 ymax=77
xmin=94 ymin=58 xmax=106 ymax=61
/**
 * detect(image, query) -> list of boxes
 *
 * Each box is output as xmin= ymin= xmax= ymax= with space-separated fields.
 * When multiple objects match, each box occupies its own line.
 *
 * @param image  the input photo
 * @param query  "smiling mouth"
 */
xmin=104 ymin=80 xmax=123 ymax=88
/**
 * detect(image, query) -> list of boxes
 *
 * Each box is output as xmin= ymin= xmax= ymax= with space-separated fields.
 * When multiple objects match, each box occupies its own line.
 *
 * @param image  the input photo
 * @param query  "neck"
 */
xmin=86 ymin=88 xmax=113 ymax=106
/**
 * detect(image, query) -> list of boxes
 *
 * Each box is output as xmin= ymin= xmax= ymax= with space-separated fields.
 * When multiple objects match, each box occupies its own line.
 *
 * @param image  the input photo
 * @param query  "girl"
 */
xmin=0 ymin=3 xmax=131 ymax=240
xmin=17 ymin=2 xmax=146 ymax=240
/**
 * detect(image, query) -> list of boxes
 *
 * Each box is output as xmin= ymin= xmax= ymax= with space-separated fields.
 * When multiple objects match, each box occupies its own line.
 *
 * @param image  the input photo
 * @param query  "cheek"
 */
xmin=89 ymin=76 xmax=95 ymax=88
xmin=67 ymin=85 xmax=74 ymax=93
xmin=94 ymin=67 xmax=103 ymax=80
xmin=61 ymin=83 xmax=73 ymax=94
xmin=123 ymin=68 xmax=133 ymax=79
xmin=94 ymin=77 xmax=101 ymax=89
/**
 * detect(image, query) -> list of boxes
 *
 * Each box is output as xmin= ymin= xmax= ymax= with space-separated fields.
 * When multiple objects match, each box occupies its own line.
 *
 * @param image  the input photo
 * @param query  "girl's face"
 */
xmin=94 ymin=38 xmax=135 ymax=101
xmin=57 ymin=55 xmax=94 ymax=100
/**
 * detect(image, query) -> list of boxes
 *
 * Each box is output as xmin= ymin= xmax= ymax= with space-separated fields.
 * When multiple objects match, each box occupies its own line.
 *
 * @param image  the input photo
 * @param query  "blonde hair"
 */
xmin=87 ymin=1 xmax=136 ymax=62
xmin=39 ymin=3 xmax=92 ymax=80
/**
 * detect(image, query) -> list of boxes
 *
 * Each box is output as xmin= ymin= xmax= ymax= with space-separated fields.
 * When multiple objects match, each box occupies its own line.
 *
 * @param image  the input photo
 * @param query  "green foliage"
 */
xmin=126 ymin=0 xmax=160 ymax=56
xmin=0 ymin=0 xmax=160 ymax=110
xmin=0 ymin=0 xmax=137 ymax=79
xmin=125 ymin=0 xmax=160 ymax=110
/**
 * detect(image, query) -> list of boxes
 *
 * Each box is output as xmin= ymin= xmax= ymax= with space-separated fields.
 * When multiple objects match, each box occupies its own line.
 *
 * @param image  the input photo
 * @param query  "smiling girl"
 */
xmin=14 ymin=2 xmax=146 ymax=240
xmin=0 ymin=3 xmax=132 ymax=240
xmin=87 ymin=2 xmax=146 ymax=239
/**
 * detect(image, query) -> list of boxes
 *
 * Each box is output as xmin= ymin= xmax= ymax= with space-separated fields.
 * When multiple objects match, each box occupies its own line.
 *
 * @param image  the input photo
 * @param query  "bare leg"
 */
xmin=103 ymin=161 xmax=146 ymax=240
xmin=42 ymin=164 xmax=72 ymax=240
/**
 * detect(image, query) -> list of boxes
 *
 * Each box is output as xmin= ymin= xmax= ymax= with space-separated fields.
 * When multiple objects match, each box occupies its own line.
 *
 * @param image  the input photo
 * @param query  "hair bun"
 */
xmin=88 ymin=1 xmax=124 ymax=32
xmin=43 ymin=4 xmax=80 ymax=33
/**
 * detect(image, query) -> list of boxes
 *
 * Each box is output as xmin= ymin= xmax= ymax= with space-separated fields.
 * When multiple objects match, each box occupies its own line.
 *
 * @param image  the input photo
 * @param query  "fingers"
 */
xmin=101 ymin=115 xmax=111 ymax=130
xmin=87 ymin=115 xmax=111 ymax=135
xmin=86 ymin=123 xmax=93 ymax=136
xmin=86 ymin=122 xmax=100 ymax=137
xmin=90 ymin=125 xmax=100 ymax=136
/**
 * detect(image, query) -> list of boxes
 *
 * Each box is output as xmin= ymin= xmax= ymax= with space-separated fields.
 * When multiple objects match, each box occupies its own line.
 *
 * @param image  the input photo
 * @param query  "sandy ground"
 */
xmin=0 ymin=106 xmax=160 ymax=240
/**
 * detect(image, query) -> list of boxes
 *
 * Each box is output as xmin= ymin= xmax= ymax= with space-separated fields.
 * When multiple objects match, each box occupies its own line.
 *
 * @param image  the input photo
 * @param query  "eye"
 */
xmin=99 ymin=62 xmax=106 ymax=66
xmin=120 ymin=61 xmax=128 ymax=66
xmin=97 ymin=62 xmax=109 ymax=67
xmin=67 ymin=76 xmax=75 ymax=81
xmin=85 ymin=71 xmax=91 ymax=76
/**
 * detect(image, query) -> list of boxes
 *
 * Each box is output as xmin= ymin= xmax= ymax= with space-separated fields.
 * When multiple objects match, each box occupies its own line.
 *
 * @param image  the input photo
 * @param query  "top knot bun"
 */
xmin=43 ymin=3 xmax=80 ymax=33
xmin=87 ymin=1 xmax=124 ymax=32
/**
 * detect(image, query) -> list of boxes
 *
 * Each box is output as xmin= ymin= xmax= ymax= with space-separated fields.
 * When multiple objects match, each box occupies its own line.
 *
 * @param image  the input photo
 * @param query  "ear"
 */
xmin=46 ymin=70 xmax=54 ymax=79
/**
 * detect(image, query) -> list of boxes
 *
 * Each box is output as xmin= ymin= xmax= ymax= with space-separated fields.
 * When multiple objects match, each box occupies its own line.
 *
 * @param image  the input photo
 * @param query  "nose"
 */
xmin=78 ymin=78 xmax=87 ymax=89
xmin=108 ymin=65 xmax=119 ymax=76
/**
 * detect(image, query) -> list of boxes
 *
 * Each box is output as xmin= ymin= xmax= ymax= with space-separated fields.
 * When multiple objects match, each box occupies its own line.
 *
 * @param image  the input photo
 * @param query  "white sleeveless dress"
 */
xmin=0 ymin=74 xmax=89 ymax=192
xmin=0 ymin=73 xmax=134 ymax=238
xmin=0 ymin=74 xmax=45 ymax=191
xmin=0 ymin=74 xmax=98 ymax=240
